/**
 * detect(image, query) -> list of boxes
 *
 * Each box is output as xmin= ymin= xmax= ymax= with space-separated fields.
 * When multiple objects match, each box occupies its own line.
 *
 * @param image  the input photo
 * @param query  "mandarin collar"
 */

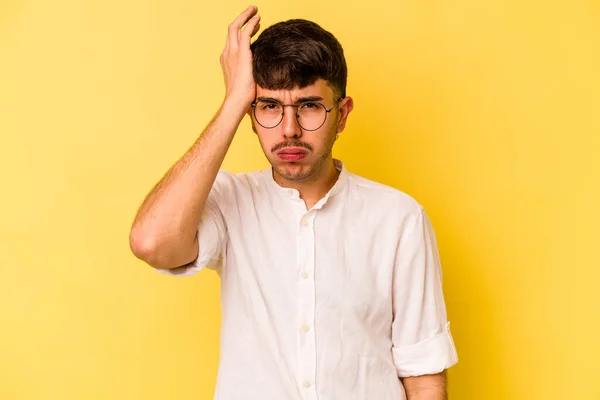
xmin=265 ymin=159 xmax=349 ymax=201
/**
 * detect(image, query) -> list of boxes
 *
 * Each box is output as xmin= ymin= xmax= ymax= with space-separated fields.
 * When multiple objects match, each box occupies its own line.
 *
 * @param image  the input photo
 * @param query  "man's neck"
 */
xmin=273 ymin=159 xmax=340 ymax=209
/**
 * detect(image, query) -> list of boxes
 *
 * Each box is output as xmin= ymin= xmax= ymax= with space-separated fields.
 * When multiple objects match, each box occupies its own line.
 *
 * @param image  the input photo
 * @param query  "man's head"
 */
xmin=249 ymin=19 xmax=353 ymax=182
xmin=251 ymin=19 xmax=347 ymax=99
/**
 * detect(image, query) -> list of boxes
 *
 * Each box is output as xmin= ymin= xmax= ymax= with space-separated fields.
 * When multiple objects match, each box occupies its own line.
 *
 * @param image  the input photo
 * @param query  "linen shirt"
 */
xmin=158 ymin=159 xmax=458 ymax=400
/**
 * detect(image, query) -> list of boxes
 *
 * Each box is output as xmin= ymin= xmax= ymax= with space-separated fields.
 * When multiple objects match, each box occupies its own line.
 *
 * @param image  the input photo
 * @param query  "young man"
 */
xmin=130 ymin=6 xmax=458 ymax=400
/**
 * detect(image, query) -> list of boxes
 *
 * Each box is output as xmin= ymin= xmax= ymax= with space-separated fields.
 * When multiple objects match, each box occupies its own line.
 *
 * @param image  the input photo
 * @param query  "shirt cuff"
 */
xmin=392 ymin=322 xmax=458 ymax=377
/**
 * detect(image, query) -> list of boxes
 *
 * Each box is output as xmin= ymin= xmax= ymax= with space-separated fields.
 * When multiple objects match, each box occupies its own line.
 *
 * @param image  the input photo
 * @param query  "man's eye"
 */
xmin=262 ymin=103 xmax=280 ymax=110
xmin=302 ymin=102 xmax=319 ymax=109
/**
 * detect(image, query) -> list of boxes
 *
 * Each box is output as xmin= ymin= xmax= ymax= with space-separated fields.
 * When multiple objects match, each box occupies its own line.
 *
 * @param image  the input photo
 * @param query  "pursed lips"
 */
xmin=276 ymin=147 xmax=308 ymax=155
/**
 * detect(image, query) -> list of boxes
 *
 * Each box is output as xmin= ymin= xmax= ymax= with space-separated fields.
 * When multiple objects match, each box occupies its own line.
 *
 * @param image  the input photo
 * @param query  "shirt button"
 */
xmin=303 ymin=381 xmax=311 ymax=388
xmin=302 ymin=325 xmax=310 ymax=332
xmin=301 ymin=272 xmax=309 ymax=279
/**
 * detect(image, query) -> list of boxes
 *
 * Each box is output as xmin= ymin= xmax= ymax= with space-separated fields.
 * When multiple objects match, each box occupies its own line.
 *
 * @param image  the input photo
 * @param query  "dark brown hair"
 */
xmin=250 ymin=19 xmax=347 ymax=99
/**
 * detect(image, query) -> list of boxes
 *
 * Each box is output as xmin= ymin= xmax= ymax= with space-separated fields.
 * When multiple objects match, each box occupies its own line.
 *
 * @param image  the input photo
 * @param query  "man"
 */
xmin=130 ymin=6 xmax=458 ymax=400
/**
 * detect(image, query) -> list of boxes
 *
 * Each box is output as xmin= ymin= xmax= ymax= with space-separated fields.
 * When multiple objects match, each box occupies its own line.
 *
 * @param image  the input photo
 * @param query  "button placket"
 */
xmin=296 ymin=212 xmax=318 ymax=398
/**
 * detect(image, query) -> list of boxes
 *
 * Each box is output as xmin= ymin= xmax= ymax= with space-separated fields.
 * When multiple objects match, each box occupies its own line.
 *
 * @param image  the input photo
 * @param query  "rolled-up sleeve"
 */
xmin=391 ymin=206 xmax=458 ymax=377
xmin=156 ymin=172 xmax=229 ymax=277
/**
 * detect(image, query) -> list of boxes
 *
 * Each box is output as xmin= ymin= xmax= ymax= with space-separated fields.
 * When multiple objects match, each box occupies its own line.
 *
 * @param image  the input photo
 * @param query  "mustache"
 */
xmin=271 ymin=141 xmax=313 ymax=153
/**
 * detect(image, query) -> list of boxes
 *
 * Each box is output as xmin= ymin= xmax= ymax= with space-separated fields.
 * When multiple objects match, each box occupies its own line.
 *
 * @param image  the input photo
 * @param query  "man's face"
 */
xmin=249 ymin=79 xmax=353 ymax=182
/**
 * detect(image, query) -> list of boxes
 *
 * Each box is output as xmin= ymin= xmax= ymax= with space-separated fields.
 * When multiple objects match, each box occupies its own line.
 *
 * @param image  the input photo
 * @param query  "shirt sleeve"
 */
xmin=155 ymin=171 xmax=229 ymax=277
xmin=391 ymin=206 xmax=458 ymax=377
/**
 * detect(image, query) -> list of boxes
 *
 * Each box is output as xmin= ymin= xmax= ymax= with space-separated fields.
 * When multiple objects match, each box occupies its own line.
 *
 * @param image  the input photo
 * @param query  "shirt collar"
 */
xmin=264 ymin=158 xmax=349 ymax=202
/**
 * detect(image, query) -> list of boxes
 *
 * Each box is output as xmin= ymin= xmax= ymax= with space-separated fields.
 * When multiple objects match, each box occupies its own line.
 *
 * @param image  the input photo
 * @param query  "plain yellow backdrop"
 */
xmin=1 ymin=0 xmax=599 ymax=399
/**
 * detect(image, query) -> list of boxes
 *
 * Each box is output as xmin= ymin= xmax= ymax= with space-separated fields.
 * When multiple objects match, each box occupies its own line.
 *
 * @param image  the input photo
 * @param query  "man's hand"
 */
xmin=220 ymin=5 xmax=261 ymax=108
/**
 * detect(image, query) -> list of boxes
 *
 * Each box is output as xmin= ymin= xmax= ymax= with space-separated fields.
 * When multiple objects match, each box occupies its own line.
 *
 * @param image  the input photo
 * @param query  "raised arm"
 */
xmin=129 ymin=6 xmax=261 ymax=270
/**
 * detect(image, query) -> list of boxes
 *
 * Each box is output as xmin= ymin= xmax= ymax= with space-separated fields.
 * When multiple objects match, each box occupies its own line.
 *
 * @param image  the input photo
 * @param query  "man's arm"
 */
xmin=401 ymin=370 xmax=447 ymax=400
xmin=390 ymin=208 xmax=458 ymax=395
xmin=129 ymin=6 xmax=261 ymax=270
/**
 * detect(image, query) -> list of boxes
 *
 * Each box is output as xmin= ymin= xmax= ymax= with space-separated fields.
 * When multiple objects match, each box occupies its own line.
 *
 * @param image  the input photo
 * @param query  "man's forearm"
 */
xmin=401 ymin=371 xmax=447 ymax=400
xmin=405 ymin=388 xmax=447 ymax=400
xmin=129 ymin=99 xmax=246 ymax=269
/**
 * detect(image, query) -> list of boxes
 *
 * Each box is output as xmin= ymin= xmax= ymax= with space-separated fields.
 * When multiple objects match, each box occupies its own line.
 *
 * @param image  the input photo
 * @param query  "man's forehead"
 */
xmin=256 ymin=79 xmax=333 ymax=100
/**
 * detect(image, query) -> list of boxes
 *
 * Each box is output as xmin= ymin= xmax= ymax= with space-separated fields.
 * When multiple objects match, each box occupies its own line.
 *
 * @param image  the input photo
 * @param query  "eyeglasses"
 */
xmin=251 ymin=99 xmax=341 ymax=131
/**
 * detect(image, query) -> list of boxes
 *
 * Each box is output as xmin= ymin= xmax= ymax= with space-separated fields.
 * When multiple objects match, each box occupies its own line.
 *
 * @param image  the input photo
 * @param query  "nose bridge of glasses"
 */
xmin=281 ymin=104 xmax=300 ymax=116
xmin=280 ymin=105 xmax=301 ymax=130
xmin=280 ymin=104 xmax=301 ymax=133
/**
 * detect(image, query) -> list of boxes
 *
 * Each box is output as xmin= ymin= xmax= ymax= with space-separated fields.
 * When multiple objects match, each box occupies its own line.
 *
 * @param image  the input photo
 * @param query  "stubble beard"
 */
xmin=270 ymin=125 xmax=338 ymax=182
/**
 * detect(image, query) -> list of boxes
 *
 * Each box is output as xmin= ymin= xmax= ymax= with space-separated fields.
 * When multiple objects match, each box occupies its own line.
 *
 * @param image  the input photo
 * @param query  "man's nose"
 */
xmin=281 ymin=106 xmax=301 ymax=138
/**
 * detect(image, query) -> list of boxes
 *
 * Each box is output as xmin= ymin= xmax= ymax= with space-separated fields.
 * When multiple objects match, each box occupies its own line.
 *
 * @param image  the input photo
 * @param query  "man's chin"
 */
xmin=273 ymin=163 xmax=312 ymax=181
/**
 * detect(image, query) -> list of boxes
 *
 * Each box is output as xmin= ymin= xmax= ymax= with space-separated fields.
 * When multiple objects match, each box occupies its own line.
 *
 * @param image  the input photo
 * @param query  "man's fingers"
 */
xmin=250 ymin=21 xmax=261 ymax=39
xmin=241 ymin=14 xmax=261 ymax=44
xmin=228 ymin=5 xmax=258 ymax=46
xmin=231 ymin=5 xmax=257 ymax=30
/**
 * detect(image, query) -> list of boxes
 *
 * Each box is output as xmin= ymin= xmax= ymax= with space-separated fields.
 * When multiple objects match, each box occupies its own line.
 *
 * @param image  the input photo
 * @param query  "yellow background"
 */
xmin=1 ymin=0 xmax=599 ymax=398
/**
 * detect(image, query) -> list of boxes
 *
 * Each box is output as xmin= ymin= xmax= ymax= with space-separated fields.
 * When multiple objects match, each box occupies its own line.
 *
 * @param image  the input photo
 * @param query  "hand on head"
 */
xmin=220 ymin=6 xmax=261 ymax=107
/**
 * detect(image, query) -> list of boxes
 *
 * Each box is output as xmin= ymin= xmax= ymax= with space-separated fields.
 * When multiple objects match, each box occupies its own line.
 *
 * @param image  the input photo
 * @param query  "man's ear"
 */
xmin=336 ymin=96 xmax=354 ymax=133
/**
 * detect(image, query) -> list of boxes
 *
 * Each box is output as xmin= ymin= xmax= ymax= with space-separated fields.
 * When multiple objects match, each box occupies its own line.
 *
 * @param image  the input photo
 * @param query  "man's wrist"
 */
xmin=221 ymin=95 xmax=252 ymax=118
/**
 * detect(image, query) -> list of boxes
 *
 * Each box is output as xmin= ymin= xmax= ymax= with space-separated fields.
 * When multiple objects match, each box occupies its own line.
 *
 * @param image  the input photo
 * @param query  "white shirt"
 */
xmin=158 ymin=159 xmax=458 ymax=400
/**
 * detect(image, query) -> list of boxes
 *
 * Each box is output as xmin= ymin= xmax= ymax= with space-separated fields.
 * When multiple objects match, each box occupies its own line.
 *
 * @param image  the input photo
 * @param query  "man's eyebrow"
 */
xmin=296 ymin=96 xmax=323 ymax=103
xmin=255 ymin=96 xmax=324 ymax=104
xmin=256 ymin=96 xmax=280 ymax=103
